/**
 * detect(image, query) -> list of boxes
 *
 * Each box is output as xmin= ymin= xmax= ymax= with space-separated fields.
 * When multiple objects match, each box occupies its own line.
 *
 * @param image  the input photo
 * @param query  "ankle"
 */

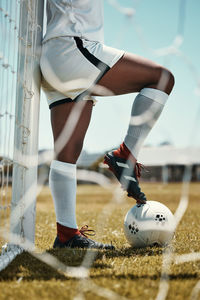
xmin=114 ymin=142 xmax=137 ymax=164
xmin=57 ymin=223 xmax=80 ymax=243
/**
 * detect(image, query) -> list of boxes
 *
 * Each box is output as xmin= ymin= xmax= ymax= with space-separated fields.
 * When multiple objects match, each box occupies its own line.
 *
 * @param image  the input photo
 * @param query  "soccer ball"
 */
xmin=124 ymin=201 xmax=176 ymax=248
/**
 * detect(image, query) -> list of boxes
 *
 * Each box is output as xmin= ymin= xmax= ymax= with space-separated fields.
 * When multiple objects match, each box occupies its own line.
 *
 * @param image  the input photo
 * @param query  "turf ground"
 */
xmin=0 ymin=183 xmax=200 ymax=300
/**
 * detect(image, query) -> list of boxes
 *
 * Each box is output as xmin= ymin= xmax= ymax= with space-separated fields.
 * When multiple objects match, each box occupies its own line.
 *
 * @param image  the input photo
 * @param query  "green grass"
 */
xmin=0 ymin=183 xmax=200 ymax=300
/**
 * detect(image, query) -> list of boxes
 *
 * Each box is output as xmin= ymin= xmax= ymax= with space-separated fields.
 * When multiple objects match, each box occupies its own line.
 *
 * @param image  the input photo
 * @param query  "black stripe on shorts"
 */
xmin=74 ymin=37 xmax=110 ymax=73
xmin=49 ymin=98 xmax=74 ymax=109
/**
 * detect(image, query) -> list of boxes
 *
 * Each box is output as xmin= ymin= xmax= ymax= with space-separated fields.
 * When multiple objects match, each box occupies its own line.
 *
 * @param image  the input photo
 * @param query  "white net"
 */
xmin=0 ymin=0 xmax=19 ymax=247
xmin=0 ymin=0 xmax=43 ymax=270
xmin=0 ymin=1 xmax=200 ymax=299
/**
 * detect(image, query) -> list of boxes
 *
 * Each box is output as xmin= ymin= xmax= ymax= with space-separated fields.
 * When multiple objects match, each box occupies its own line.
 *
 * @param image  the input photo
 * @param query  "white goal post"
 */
xmin=0 ymin=0 xmax=44 ymax=271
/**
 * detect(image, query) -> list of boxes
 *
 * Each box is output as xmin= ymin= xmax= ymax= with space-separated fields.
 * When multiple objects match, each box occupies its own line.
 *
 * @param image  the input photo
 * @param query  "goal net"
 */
xmin=0 ymin=0 xmax=44 ymax=271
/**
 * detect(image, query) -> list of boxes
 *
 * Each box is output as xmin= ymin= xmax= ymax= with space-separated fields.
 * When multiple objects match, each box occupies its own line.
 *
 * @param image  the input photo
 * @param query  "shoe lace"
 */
xmin=135 ymin=162 xmax=148 ymax=179
xmin=79 ymin=225 xmax=96 ymax=238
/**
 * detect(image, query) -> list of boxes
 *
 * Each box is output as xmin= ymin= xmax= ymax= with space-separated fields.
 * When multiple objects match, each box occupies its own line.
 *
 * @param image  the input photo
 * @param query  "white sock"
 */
xmin=49 ymin=160 xmax=77 ymax=229
xmin=124 ymin=88 xmax=169 ymax=158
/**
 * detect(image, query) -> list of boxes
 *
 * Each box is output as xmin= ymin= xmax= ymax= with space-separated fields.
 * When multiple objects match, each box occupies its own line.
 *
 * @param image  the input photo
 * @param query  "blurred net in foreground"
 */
xmin=0 ymin=0 xmax=43 ymax=270
xmin=0 ymin=0 xmax=19 ymax=248
xmin=0 ymin=1 xmax=200 ymax=300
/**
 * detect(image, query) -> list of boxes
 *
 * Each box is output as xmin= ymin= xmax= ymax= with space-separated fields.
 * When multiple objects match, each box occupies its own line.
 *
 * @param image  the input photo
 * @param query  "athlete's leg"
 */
xmin=96 ymin=52 xmax=174 ymax=159
xmin=49 ymin=101 xmax=93 ymax=242
xmin=49 ymin=100 xmax=114 ymax=249
xmin=51 ymin=100 xmax=93 ymax=163
xmin=97 ymin=52 xmax=174 ymax=202
xmin=96 ymin=52 xmax=174 ymax=96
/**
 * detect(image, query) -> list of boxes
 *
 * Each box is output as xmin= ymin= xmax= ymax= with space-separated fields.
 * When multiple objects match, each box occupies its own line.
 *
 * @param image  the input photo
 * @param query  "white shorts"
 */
xmin=40 ymin=36 xmax=124 ymax=109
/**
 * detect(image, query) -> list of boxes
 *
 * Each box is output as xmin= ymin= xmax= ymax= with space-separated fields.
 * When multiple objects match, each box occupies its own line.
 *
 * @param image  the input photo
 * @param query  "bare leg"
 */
xmin=51 ymin=100 xmax=93 ymax=163
xmin=95 ymin=52 xmax=174 ymax=96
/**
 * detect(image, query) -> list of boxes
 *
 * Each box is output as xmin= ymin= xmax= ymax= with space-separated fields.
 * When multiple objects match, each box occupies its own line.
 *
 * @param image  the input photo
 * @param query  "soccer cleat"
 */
xmin=53 ymin=225 xmax=115 ymax=250
xmin=104 ymin=151 xmax=147 ymax=203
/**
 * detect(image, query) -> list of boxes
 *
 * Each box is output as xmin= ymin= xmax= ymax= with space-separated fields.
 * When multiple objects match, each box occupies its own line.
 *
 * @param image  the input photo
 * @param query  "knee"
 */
xmin=163 ymin=67 xmax=175 ymax=94
xmin=156 ymin=66 xmax=175 ymax=95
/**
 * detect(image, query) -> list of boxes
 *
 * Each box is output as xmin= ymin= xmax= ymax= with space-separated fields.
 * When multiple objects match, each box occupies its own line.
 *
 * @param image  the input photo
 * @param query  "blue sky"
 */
xmin=39 ymin=0 xmax=200 ymax=153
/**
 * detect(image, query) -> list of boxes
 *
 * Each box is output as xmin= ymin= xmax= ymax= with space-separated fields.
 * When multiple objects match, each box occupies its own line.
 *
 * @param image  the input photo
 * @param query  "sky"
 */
xmin=38 ymin=0 xmax=200 ymax=153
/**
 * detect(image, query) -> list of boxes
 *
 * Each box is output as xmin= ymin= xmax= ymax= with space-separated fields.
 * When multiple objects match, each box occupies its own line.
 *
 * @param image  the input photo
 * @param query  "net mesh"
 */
xmin=0 ymin=0 xmax=19 ymax=247
xmin=0 ymin=0 xmax=200 ymax=299
xmin=0 ymin=0 xmax=43 ymax=271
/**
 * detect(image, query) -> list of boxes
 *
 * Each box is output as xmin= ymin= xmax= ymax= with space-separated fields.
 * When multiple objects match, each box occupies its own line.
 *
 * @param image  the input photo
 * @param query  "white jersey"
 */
xmin=43 ymin=0 xmax=104 ymax=43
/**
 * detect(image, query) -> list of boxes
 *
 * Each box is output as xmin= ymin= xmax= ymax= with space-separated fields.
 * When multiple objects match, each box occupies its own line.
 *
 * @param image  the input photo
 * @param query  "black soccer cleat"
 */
xmin=53 ymin=225 xmax=115 ymax=250
xmin=53 ymin=235 xmax=115 ymax=250
xmin=104 ymin=151 xmax=147 ymax=203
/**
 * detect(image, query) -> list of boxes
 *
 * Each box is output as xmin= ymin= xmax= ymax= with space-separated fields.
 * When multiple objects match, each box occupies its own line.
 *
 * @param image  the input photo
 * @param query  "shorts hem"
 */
xmin=49 ymin=96 xmax=97 ymax=109
xmin=109 ymin=51 xmax=125 ymax=68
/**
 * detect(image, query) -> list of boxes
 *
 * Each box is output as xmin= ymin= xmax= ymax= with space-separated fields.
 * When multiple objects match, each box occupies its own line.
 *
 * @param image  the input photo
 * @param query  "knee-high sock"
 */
xmin=124 ymin=88 xmax=169 ymax=159
xmin=49 ymin=160 xmax=77 ymax=229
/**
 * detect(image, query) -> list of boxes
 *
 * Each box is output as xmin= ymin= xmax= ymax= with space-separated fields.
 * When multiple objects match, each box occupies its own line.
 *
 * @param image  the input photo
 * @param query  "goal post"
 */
xmin=10 ymin=0 xmax=44 ymax=246
xmin=0 ymin=0 xmax=44 ymax=270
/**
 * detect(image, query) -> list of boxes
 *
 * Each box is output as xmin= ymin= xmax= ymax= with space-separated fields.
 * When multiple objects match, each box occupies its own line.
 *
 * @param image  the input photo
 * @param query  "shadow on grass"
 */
xmin=0 ymin=250 xmax=111 ymax=281
xmin=0 ymin=246 xmax=164 ymax=281
xmin=0 ymin=247 xmax=197 ymax=282
xmin=101 ymin=246 xmax=164 ymax=258
xmin=90 ymin=273 xmax=199 ymax=280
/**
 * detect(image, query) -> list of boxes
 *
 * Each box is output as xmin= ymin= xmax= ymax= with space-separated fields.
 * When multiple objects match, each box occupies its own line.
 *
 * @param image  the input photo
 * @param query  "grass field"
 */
xmin=0 ymin=182 xmax=200 ymax=300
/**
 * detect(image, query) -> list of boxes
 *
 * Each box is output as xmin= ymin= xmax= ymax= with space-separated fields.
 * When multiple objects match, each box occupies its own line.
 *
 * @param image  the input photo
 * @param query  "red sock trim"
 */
xmin=57 ymin=223 xmax=80 ymax=243
xmin=113 ymin=142 xmax=136 ymax=163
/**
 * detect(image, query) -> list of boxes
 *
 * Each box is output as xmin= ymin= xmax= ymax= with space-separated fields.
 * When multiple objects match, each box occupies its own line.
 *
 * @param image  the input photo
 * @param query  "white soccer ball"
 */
xmin=124 ymin=201 xmax=176 ymax=248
